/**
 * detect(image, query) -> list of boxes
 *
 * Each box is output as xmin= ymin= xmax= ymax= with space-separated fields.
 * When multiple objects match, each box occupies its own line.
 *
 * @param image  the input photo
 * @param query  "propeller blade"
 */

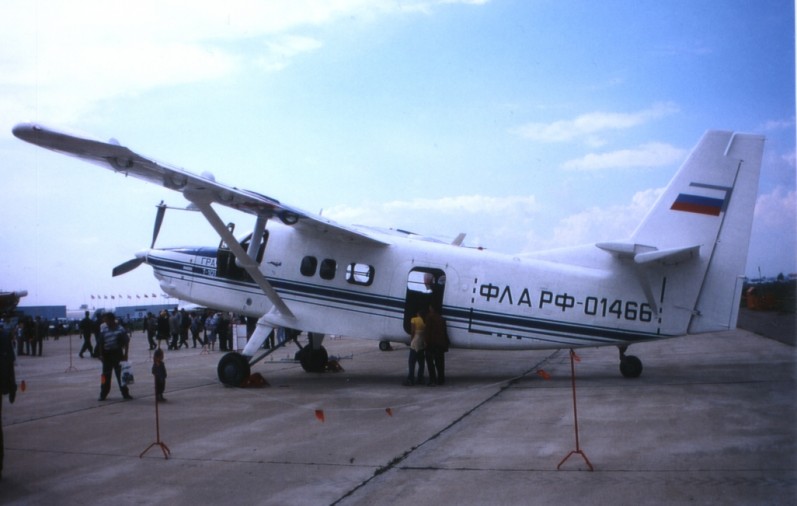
xmin=112 ymin=257 xmax=144 ymax=277
xmin=151 ymin=201 xmax=167 ymax=248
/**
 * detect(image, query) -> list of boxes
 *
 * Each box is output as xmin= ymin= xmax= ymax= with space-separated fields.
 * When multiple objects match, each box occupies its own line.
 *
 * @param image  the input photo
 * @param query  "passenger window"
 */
xmin=320 ymin=259 xmax=337 ymax=280
xmin=300 ymin=256 xmax=317 ymax=277
xmin=346 ymin=263 xmax=375 ymax=286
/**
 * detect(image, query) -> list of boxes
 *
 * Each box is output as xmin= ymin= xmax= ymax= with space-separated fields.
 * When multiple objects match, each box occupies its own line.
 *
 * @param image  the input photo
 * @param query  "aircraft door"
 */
xmin=403 ymin=267 xmax=446 ymax=335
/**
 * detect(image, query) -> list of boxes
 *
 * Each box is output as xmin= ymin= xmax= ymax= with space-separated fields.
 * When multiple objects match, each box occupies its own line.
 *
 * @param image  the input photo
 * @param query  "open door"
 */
xmin=403 ymin=267 xmax=446 ymax=334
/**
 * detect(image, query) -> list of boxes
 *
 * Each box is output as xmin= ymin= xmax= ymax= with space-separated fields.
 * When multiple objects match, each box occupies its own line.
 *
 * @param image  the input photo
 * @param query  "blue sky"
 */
xmin=1 ymin=0 xmax=794 ymax=309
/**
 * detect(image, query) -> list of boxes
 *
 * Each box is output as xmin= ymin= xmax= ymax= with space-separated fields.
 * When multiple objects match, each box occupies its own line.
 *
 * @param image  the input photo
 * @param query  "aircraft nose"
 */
xmin=135 ymin=249 xmax=151 ymax=263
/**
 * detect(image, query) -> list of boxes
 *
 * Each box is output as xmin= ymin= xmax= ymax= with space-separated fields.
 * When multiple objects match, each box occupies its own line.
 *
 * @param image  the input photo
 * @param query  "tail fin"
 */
xmin=630 ymin=130 xmax=765 ymax=333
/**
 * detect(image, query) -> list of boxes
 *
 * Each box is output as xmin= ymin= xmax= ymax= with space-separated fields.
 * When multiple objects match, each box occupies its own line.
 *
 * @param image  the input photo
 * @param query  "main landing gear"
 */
xmin=295 ymin=345 xmax=329 ymax=372
xmin=217 ymin=331 xmax=330 ymax=386
xmin=295 ymin=332 xmax=329 ymax=373
xmin=618 ymin=345 xmax=643 ymax=378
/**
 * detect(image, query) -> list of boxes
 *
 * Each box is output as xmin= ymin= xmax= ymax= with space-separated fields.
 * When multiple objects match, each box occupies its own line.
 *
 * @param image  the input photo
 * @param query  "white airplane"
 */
xmin=13 ymin=124 xmax=765 ymax=385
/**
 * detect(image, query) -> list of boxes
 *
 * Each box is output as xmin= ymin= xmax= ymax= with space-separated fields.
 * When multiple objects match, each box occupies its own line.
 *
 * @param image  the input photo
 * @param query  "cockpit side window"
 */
xmin=217 ymin=230 xmax=269 ymax=282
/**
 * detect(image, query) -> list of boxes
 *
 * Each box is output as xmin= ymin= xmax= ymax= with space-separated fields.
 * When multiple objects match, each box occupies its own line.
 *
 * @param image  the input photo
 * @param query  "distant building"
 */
xmin=17 ymin=305 xmax=67 ymax=320
xmin=111 ymin=304 xmax=178 ymax=321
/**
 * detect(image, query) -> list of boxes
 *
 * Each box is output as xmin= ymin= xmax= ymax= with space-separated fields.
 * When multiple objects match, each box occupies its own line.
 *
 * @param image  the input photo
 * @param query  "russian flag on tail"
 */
xmin=670 ymin=193 xmax=725 ymax=216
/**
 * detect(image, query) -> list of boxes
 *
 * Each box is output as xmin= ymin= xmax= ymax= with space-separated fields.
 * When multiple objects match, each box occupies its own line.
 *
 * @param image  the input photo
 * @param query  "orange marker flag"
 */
xmin=315 ymin=409 xmax=325 ymax=422
xmin=385 ymin=408 xmax=393 ymax=417
xmin=20 ymin=380 xmax=26 ymax=392
xmin=537 ymin=369 xmax=551 ymax=380
xmin=572 ymin=351 xmax=581 ymax=362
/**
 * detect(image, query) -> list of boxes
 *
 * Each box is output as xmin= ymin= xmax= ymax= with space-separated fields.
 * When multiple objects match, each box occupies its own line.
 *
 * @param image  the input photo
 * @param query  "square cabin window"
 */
xmin=346 ymin=263 xmax=374 ymax=286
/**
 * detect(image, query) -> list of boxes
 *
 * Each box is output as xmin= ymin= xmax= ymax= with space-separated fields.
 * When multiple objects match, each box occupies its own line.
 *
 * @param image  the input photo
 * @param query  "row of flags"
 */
xmin=90 ymin=294 xmax=162 ymax=300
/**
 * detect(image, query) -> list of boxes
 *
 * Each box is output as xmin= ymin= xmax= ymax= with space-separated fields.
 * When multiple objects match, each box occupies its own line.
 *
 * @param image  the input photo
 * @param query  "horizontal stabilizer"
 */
xmin=596 ymin=242 xmax=700 ymax=266
xmin=635 ymin=245 xmax=700 ymax=266
xmin=596 ymin=242 xmax=654 ymax=258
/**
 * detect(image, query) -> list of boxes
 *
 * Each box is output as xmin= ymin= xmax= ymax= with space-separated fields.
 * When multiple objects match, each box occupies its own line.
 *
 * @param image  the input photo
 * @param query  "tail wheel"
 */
xmin=218 ymin=352 xmax=251 ymax=386
xmin=298 ymin=345 xmax=328 ymax=372
xmin=620 ymin=355 xmax=643 ymax=378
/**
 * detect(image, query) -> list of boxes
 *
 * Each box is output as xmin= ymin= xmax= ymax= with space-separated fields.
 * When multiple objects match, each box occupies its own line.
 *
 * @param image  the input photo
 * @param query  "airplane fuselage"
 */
xmin=147 ymin=222 xmax=683 ymax=351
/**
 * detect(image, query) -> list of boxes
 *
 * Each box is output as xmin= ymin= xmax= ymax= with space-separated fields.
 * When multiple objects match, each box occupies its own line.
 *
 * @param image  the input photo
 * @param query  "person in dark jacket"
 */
xmin=0 ymin=324 xmax=18 ymax=480
xmin=423 ymin=305 xmax=450 ymax=386
xmin=79 ymin=311 xmax=95 ymax=358
xmin=152 ymin=348 xmax=167 ymax=402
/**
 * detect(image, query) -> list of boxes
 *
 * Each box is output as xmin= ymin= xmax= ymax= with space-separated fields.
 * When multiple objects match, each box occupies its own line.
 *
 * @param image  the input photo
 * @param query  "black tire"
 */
xmin=299 ymin=345 xmax=328 ymax=372
xmin=619 ymin=355 xmax=643 ymax=378
xmin=379 ymin=340 xmax=392 ymax=351
xmin=217 ymin=352 xmax=251 ymax=386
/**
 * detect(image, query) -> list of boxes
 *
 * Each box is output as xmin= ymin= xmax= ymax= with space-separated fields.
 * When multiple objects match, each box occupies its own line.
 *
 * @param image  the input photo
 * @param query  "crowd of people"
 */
xmin=143 ymin=309 xmax=239 ymax=353
xmin=0 ymin=308 xmax=248 ymax=361
xmin=3 ymin=315 xmax=55 ymax=358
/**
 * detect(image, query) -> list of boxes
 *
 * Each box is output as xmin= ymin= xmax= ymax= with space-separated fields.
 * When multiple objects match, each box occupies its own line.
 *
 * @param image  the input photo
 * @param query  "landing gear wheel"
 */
xmin=298 ymin=345 xmax=328 ymax=372
xmin=379 ymin=340 xmax=392 ymax=351
xmin=218 ymin=352 xmax=251 ymax=387
xmin=620 ymin=355 xmax=643 ymax=378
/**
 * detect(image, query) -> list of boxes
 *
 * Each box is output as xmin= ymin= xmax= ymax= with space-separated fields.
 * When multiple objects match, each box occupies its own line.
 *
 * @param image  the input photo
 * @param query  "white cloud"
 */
xmin=513 ymin=102 xmax=679 ymax=144
xmin=749 ymin=186 xmax=797 ymax=275
xmin=321 ymin=189 xmax=669 ymax=255
xmin=754 ymin=186 xmax=796 ymax=228
xmin=760 ymin=117 xmax=795 ymax=131
xmin=0 ymin=0 xmax=463 ymax=130
xmin=561 ymin=142 xmax=686 ymax=171
xmin=524 ymin=188 xmax=663 ymax=251
xmin=325 ymin=194 xmax=538 ymax=222
xmin=324 ymin=194 xmax=539 ymax=250
xmin=258 ymin=35 xmax=325 ymax=72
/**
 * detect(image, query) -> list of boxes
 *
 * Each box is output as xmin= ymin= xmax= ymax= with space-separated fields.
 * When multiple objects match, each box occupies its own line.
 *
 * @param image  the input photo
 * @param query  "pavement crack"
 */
xmin=331 ymin=349 xmax=562 ymax=505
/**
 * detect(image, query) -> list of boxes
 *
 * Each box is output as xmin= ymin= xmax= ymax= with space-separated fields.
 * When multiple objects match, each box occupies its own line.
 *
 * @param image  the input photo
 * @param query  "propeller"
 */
xmin=112 ymin=201 xmax=167 ymax=277
xmin=112 ymin=256 xmax=144 ymax=277
xmin=152 ymin=201 xmax=166 ymax=248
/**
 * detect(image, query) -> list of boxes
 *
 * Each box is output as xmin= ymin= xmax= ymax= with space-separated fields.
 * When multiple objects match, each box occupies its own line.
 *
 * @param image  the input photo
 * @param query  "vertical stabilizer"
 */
xmin=631 ymin=130 xmax=765 ymax=333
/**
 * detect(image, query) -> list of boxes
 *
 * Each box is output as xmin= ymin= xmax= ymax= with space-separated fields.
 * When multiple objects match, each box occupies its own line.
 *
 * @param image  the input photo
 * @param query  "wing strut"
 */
xmin=186 ymin=192 xmax=294 ymax=318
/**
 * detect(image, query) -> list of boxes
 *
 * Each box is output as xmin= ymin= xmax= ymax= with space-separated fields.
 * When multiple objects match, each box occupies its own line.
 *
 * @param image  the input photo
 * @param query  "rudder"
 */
xmin=631 ymin=130 xmax=765 ymax=333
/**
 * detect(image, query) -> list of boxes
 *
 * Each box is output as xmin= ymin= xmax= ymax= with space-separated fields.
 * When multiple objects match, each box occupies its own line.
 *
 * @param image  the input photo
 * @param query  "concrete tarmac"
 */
xmin=1 ymin=326 xmax=794 ymax=505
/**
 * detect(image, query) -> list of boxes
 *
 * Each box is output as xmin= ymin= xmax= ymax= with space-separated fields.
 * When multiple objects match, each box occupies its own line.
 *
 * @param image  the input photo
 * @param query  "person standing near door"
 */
xmin=403 ymin=309 xmax=426 ymax=386
xmin=424 ymin=305 xmax=450 ymax=386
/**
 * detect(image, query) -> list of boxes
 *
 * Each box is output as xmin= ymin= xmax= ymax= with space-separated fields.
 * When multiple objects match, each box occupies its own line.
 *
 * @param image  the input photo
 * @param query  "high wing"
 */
xmin=12 ymin=123 xmax=389 ymax=246
xmin=13 ymin=122 xmax=393 ymax=319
